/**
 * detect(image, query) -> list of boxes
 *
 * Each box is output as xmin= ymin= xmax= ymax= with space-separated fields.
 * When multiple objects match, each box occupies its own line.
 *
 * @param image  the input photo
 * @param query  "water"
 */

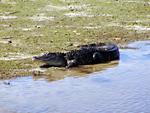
xmin=0 ymin=41 xmax=150 ymax=113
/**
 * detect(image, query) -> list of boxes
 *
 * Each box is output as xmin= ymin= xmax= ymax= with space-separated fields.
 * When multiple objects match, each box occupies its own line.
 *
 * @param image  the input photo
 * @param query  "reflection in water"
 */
xmin=0 ymin=41 xmax=150 ymax=113
xmin=32 ymin=61 xmax=119 ymax=82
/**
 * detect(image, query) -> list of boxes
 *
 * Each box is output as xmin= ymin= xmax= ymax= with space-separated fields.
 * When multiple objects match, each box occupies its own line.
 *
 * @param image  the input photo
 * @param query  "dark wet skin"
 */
xmin=33 ymin=43 xmax=120 ymax=68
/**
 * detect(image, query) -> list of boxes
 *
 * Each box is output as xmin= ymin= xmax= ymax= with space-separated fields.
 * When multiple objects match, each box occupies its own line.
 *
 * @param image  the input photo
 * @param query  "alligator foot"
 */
xmin=66 ymin=59 xmax=78 ymax=68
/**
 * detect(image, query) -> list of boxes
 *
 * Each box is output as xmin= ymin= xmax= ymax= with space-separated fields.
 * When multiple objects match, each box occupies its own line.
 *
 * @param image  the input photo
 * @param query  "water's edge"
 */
xmin=0 ymin=41 xmax=150 ymax=113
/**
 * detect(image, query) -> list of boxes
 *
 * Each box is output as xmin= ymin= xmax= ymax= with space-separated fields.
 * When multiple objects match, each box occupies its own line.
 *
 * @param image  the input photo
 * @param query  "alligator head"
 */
xmin=32 ymin=52 xmax=67 ymax=68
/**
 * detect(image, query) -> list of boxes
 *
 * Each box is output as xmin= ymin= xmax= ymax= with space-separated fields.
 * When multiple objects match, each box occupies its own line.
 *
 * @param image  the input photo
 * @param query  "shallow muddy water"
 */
xmin=0 ymin=41 xmax=150 ymax=113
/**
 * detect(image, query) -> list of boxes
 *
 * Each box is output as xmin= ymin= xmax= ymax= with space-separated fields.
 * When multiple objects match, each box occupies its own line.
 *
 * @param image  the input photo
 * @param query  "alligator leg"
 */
xmin=93 ymin=52 xmax=104 ymax=63
xmin=66 ymin=59 xmax=78 ymax=68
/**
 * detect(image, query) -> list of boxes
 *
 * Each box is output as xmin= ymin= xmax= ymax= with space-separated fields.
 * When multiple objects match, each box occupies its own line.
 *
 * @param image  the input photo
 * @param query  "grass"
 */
xmin=0 ymin=0 xmax=150 ymax=79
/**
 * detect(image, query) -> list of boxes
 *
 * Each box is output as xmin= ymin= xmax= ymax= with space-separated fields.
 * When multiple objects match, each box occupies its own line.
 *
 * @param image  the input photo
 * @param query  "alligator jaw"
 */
xmin=32 ymin=53 xmax=67 ymax=68
xmin=39 ymin=64 xmax=52 ymax=68
xmin=32 ymin=56 xmax=40 ymax=61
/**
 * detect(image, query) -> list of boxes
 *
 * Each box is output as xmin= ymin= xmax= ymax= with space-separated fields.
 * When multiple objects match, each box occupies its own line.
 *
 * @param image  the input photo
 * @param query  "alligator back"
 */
xmin=66 ymin=49 xmax=99 ymax=65
xmin=65 ymin=43 xmax=119 ymax=67
xmin=79 ymin=43 xmax=120 ymax=61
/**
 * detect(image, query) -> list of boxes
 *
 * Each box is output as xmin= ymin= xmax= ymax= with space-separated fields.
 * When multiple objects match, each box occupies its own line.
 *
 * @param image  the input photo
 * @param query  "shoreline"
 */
xmin=0 ymin=0 xmax=150 ymax=79
xmin=0 ymin=38 xmax=150 ymax=80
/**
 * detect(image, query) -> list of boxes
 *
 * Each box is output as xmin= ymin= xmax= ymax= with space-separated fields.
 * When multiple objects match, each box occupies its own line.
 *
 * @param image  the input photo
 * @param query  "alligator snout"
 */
xmin=32 ymin=56 xmax=44 ymax=61
xmin=32 ymin=53 xmax=67 ymax=67
xmin=32 ymin=56 xmax=38 ymax=61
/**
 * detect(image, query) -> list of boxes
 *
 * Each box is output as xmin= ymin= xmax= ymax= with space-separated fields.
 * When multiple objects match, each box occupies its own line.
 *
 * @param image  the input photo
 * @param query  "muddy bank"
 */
xmin=0 ymin=0 xmax=150 ymax=79
xmin=0 ymin=41 xmax=150 ymax=113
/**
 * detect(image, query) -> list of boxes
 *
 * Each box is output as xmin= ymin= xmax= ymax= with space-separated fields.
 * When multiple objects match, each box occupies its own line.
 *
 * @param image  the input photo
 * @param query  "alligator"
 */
xmin=32 ymin=43 xmax=120 ymax=68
